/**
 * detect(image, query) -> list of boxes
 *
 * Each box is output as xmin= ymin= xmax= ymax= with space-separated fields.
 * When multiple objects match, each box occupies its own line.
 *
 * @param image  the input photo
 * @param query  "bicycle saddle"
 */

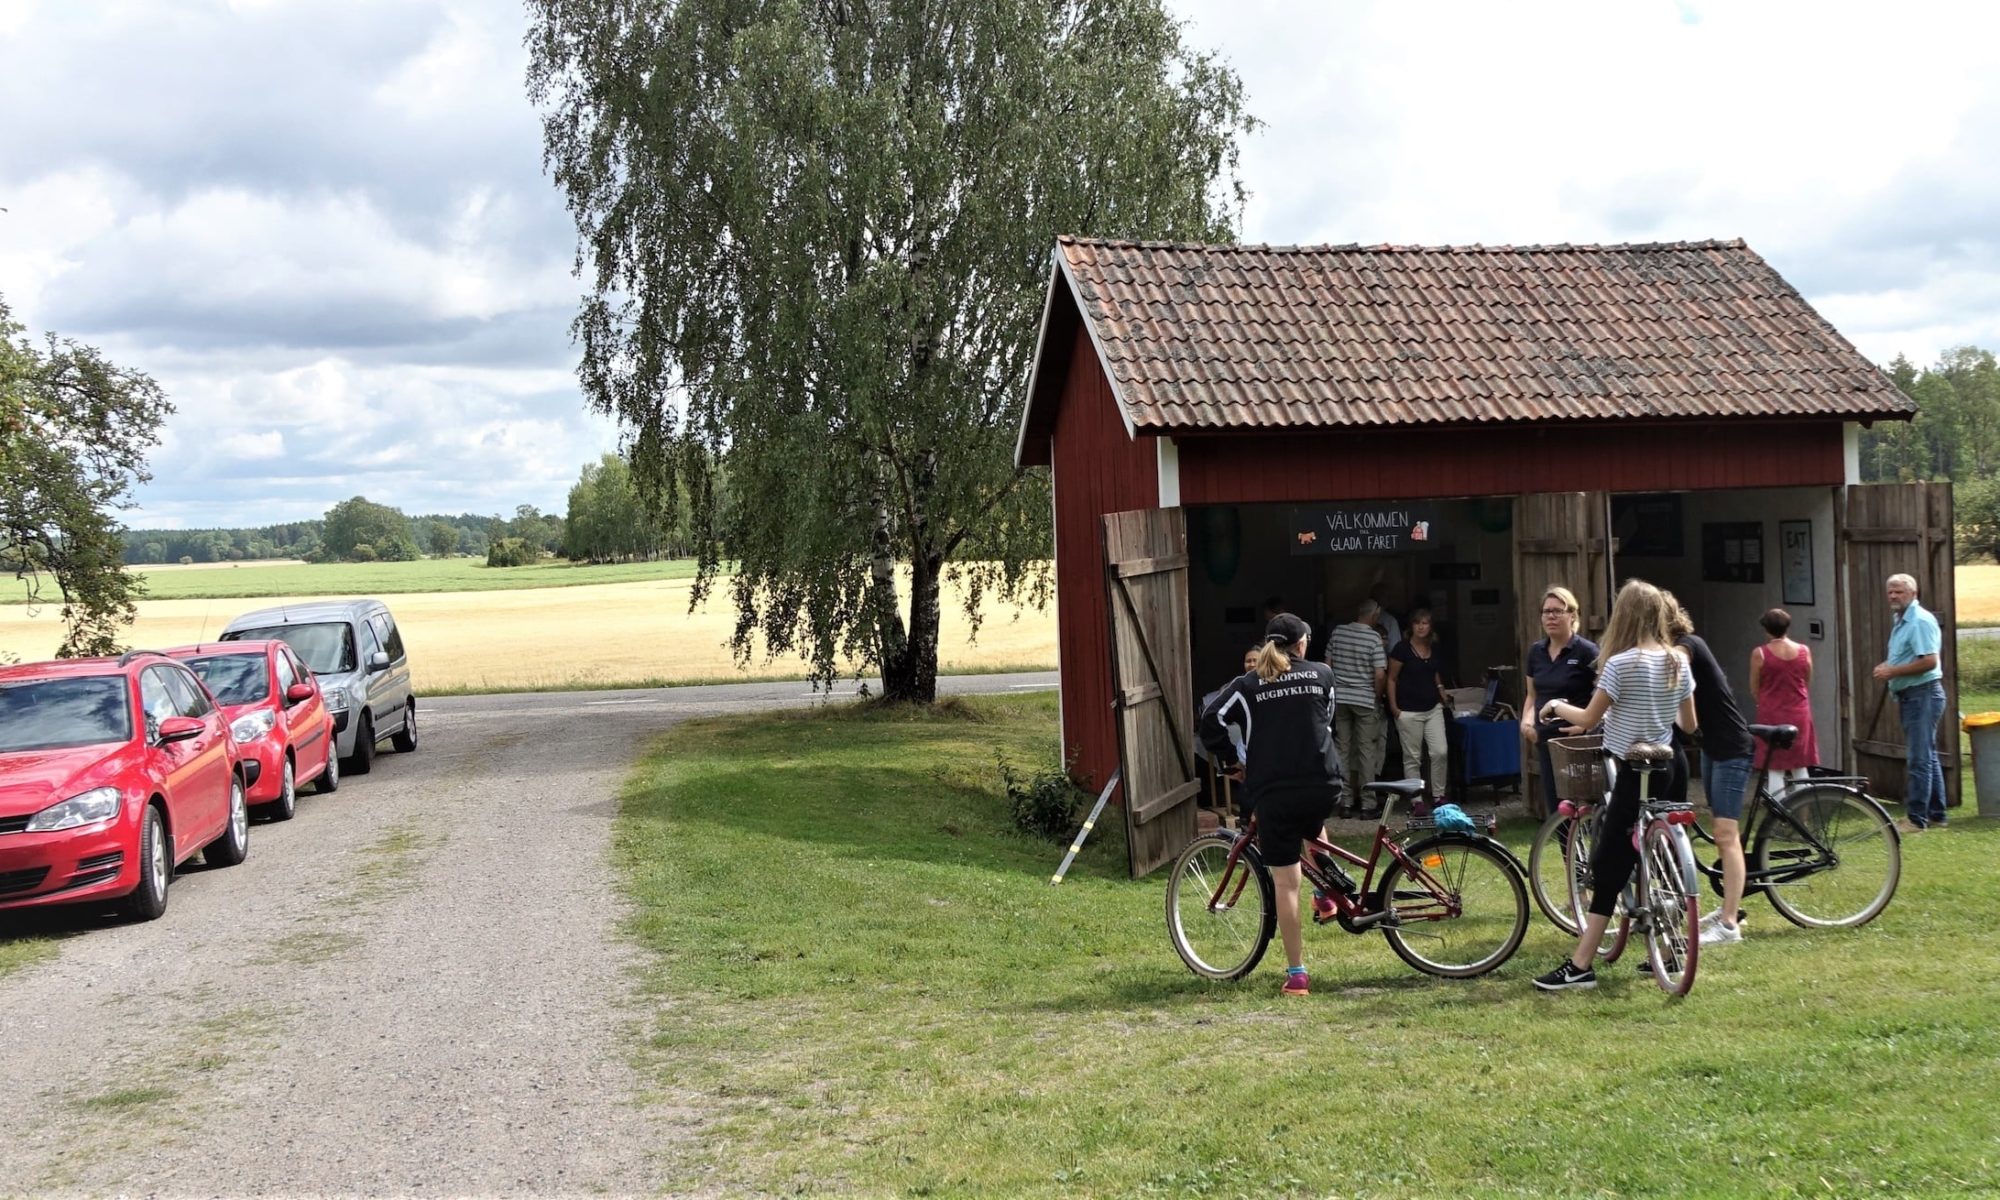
xmin=1747 ymin=724 xmax=1799 ymax=749
xmin=1625 ymin=742 xmax=1674 ymax=765
xmin=1361 ymin=779 xmax=1427 ymax=797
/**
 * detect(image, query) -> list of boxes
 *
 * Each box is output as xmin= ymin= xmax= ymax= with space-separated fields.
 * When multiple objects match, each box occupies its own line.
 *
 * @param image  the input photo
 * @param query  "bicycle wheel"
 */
xmin=1377 ymin=835 xmax=1529 ymax=978
xmin=1166 ymin=831 xmax=1275 ymax=980
xmin=1563 ymin=812 xmax=1630 ymax=962
xmin=1755 ymin=786 xmax=1901 ymax=929
xmin=1528 ymin=810 xmax=1580 ymax=935
xmin=1640 ymin=822 xmax=1699 ymax=996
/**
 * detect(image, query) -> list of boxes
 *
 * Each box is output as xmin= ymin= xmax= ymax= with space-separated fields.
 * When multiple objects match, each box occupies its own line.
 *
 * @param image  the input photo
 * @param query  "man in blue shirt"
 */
xmin=1873 ymin=573 xmax=1948 ymax=831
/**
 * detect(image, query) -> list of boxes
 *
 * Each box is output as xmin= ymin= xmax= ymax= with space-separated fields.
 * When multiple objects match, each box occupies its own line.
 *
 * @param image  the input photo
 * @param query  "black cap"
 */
xmin=1265 ymin=612 xmax=1309 ymax=646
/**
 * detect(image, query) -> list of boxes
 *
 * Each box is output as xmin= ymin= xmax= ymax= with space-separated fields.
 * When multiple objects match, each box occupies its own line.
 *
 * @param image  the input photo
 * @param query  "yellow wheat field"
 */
xmin=0 ymin=576 xmax=1058 ymax=693
xmin=1955 ymin=565 xmax=2000 ymax=624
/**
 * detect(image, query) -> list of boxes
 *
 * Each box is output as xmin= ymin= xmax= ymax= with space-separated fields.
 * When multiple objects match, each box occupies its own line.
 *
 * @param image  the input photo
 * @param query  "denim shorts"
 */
xmin=1703 ymin=754 xmax=1754 ymax=821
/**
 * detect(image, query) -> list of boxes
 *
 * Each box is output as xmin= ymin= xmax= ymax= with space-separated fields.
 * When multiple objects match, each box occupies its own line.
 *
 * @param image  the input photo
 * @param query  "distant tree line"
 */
xmin=116 ymin=453 xmax=717 ymax=568
xmin=1860 ymin=347 xmax=2000 ymax=562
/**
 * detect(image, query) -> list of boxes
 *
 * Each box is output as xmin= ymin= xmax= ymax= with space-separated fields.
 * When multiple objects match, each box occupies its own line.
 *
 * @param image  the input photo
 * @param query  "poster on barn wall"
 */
xmin=1289 ymin=506 xmax=1434 ymax=555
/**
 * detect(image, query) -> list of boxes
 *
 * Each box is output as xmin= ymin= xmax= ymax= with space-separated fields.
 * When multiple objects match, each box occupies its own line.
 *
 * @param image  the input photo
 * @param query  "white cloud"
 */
xmin=1176 ymin=0 xmax=2000 ymax=363
xmin=4 ymin=0 xmax=1999 ymax=531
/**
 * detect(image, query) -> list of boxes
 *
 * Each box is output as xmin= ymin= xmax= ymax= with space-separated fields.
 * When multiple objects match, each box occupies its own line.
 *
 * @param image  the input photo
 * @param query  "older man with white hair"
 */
xmin=1873 ymin=572 xmax=1949 ymax=831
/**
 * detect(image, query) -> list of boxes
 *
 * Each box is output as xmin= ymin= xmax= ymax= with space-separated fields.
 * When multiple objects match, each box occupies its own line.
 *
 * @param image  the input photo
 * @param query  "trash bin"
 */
xmin=1962 ymin=713 xmax=2000 ymax=817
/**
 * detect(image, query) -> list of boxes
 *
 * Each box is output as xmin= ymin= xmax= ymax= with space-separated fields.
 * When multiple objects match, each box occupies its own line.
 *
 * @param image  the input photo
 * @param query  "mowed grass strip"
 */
xmin=0 ymin=556 xmax=703 ymax=605
xmin=618 ymin=693 xmax=2000 ymax=1198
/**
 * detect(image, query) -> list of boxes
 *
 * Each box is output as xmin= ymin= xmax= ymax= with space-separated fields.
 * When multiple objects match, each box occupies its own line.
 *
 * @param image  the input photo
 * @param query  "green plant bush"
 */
xmin=996 ymin=752 xmax=1086 ymax=842
xmin=486 ymin=537 xmax=536 ymax=568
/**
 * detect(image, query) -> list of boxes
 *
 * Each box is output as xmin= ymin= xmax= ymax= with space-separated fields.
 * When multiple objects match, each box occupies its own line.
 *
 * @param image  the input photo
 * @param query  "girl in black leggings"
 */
xmin=1531 ymin=579 xmax=1696 ymax=992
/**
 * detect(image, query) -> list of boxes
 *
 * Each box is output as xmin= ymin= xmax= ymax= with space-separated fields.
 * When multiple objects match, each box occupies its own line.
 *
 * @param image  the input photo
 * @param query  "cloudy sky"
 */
xmin=2 ymin=0 xmax=1996 ymax=530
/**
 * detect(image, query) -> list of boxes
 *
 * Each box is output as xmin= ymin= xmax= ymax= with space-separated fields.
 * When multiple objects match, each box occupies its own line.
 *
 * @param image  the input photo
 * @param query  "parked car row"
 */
xmin=0 ymin=599 xmax=416 ymax=922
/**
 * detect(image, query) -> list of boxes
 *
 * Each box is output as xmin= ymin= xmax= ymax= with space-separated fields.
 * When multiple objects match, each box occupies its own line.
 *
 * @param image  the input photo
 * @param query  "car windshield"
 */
xmin=0 ymin=676 xmax=133 ymax=753
xmin=226 ymin=623 xmax=355 ymax=675
xmin=186 ymin=654 xmax=270 ymax=706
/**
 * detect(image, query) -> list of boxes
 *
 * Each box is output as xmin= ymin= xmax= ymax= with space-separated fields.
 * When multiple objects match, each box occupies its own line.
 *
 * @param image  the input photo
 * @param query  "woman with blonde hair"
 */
xmin=1522 ymin=585 xmax=1600 ymax=814
xmin=1532 ymin=580 xmax=1698 ymax=991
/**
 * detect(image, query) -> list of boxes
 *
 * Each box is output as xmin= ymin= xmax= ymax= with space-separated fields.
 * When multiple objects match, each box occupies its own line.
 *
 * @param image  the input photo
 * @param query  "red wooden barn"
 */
xmin=1013 ymin=237 xmax=1950 ymax=875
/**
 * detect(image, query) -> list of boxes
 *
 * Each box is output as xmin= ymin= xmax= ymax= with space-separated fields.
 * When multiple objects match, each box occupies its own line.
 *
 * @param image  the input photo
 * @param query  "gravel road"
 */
xmin=0 ymin=672 xmax=1054 ymax=1197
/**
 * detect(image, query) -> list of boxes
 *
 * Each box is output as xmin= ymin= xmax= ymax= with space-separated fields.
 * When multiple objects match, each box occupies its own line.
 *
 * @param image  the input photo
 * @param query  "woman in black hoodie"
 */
xmin=1198 ymin=613 xmax=1347 ymax=997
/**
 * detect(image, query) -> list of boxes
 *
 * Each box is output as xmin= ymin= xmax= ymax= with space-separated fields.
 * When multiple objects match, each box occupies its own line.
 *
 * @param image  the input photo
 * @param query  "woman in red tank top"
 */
xmin=1750 ymin=608 xmax=1819 ymax=792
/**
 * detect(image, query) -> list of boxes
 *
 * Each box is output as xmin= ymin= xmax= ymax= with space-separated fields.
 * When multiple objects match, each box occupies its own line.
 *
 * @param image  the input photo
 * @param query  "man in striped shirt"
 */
xmin=1327 ymin=600 xmax=1389 ymax=815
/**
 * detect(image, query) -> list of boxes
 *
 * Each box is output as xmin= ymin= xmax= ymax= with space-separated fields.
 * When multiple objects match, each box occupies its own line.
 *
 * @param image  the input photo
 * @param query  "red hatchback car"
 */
xmin=168 ymin=640 xmax=337 ymax=820
xmin=0 ymin=652 xmax=251 ymax=922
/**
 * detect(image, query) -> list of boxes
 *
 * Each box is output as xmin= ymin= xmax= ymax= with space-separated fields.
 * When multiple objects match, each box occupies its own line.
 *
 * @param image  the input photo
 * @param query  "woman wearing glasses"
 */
xmin=1521 ymin=586 xmax=1600 ymax=814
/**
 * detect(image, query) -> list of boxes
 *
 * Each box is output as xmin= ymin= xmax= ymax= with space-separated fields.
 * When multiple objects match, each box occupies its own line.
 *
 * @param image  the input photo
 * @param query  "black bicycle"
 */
xmin=1690 ymin=724 xmax=1902 ymax=929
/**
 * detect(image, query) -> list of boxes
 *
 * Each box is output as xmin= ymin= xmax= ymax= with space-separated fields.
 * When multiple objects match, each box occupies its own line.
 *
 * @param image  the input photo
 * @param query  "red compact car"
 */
xmin=168 ymin=640 xmax=337 ymax=819
xmin=0 ymin=652 xmax=251 ymax=922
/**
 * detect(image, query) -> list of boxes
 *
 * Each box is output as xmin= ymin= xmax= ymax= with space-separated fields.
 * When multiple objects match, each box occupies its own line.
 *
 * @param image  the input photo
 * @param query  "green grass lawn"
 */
xmin=1 ymin=556 xmax=702 ymax=604
xmin=618 ymin=692 xmax=2000 ymax=1198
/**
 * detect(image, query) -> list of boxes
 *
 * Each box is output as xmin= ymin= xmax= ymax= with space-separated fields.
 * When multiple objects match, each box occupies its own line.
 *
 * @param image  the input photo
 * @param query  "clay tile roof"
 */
xmin=1017 ymin=236 xmax=1914 ymax=464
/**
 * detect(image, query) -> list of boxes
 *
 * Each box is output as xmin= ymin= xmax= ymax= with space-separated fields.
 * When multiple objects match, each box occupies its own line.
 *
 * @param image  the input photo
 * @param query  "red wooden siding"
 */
xmin=1177 ymin=421 xmax=1846 ymax=504
xmin=1048 ymin=325 xmax=1157 ymax=790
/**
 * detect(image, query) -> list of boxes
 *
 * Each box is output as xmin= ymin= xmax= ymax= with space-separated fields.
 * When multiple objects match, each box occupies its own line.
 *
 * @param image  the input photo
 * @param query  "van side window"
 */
xmin=139 ymin=668 xmax=177 ymax=739
xmin=359 ymin=618 xmax=383 ymax=664
xmin=164 ymin=667 xmax=213 ymax=718
xmin=372 ymin=613 xmax=406 ymax=662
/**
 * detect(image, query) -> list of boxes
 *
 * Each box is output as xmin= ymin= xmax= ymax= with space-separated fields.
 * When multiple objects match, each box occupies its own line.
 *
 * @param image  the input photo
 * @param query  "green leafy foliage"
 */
xmin=561 ymin=452 xmax=690 ymax=563
xmin=0 ymin=295 xmax=171 ymax=657
xmin=1860 ymin=347 xmax=2000 ymax=562
xmin=528 ymin=0 xmax=1255 ymax=701
xmin=485 ymin=536 xmax=538 ymax=568
xmin=996 ymin=750 xmax=1086 ymax=841
xmin=319 ymin=496 xmax=421 ymax=563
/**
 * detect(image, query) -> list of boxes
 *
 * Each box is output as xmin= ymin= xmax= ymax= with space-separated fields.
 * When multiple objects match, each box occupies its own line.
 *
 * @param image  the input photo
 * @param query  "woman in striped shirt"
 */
xmin=1530 ymin=579 xmax=1698 ymax=992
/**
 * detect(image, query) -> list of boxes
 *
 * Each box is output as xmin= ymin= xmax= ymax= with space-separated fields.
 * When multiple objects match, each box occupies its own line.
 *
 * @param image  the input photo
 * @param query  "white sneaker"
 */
xmin=1698 ymin=913 xmax=1742 ymax=946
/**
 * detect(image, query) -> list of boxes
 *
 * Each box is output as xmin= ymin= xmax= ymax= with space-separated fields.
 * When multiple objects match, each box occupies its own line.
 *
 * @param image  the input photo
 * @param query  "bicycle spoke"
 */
xmin=1758 ymin=788 xmax=1901 ymax=929
xmin=1379 ymin=839 xmax=1529 ymax=978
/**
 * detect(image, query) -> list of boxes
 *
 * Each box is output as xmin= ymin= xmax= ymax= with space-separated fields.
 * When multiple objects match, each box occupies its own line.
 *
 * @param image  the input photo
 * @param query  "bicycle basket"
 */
xmin=1547 ymin=734 xmax=1607 ymax=805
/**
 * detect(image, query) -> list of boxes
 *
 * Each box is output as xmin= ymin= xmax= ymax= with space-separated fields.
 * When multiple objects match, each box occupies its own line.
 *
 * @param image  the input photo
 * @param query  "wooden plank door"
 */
xmin=1511 ymin=492 xmax=1612 ymax=816
xmin=1103 ymin=507 xmax=1199 ymax=878
xmin=1841 ymin=482 xmax=1959 ymax=806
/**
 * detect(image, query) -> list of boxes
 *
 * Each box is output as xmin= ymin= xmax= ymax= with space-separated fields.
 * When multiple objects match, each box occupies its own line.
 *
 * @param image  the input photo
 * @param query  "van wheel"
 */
xmin=206 ymin=776 xmax=249 ymax=867
xmin=347 ymin=713 xmax=374 ymax=776
xmin=391 ymin=700 xmax=417 ymax=753
xmin=316 ymin=746 xmax=340 ymax=794
xmin=119 ymin=804 xmax=170 ymax=922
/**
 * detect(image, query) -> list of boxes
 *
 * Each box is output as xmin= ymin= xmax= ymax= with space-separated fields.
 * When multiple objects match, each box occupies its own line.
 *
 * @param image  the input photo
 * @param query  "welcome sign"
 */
xmin=1289 ymin=506 xmax=1432 ymax=555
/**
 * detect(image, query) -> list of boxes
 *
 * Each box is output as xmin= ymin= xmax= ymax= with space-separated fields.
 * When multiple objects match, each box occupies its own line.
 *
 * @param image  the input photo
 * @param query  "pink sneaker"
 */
xmin=1311 ymin=892 xmax=1339 ymax=924
xmin=1281 ymin=971 xmax=1310 ymax=997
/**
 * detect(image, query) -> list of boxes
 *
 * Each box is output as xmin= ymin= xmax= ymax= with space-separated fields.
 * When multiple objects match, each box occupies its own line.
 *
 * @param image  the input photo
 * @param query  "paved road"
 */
xmin=0 ymin=672 xmax=1054 ymax=1197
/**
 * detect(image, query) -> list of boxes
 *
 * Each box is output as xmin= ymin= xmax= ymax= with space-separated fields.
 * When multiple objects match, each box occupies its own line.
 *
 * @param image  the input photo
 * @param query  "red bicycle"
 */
xmin=1166 ymin=780 xmax=1530 ymax=980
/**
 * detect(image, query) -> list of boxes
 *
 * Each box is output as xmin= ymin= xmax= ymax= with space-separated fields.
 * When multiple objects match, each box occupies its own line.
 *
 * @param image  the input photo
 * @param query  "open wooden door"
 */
xmin=1841 ymin=482 xmax=1958 ymax=806
xmin=1102 ymin=507 xmax=1198 ymax=878
xmin=1511 ymin=492 xmax=1613 ymax=816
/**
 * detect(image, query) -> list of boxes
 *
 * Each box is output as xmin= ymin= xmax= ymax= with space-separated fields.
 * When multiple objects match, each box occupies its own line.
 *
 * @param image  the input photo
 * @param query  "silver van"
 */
xmin=220 ymin=598 xmax=416 ymax=775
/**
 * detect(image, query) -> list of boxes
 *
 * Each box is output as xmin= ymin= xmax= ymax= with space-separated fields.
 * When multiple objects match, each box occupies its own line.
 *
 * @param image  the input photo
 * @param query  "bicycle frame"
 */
xmin=1689 ymin=737 xmax=1866 ymax=888
xmin=1204 ymin=795 xmax=1465 ymax=925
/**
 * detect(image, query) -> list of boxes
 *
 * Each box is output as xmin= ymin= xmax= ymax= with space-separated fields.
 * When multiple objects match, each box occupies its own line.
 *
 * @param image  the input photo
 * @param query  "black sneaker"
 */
xmin=1533 ymin=961 xmax=1597 ymax=991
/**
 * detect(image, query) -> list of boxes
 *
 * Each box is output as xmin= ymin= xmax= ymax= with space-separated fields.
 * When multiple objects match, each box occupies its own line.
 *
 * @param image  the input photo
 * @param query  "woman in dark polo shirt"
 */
xmin=1521 ymin=585 xmax=1600 ymax=812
